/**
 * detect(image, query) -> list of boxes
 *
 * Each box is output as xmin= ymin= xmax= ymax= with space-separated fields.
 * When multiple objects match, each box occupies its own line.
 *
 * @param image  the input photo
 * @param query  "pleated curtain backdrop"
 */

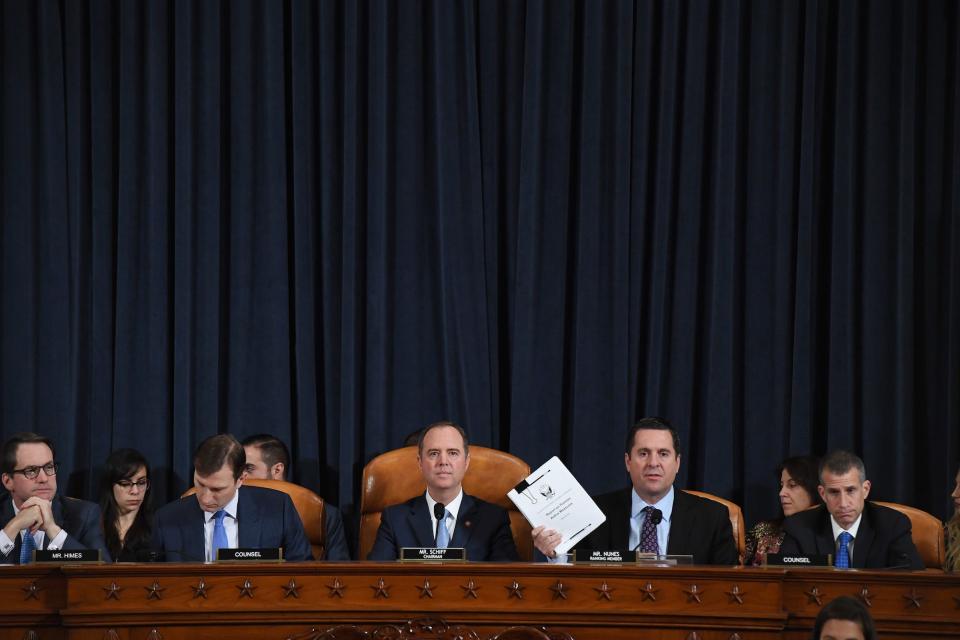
xmin=1 ymin=0 xmax=958 ymax=539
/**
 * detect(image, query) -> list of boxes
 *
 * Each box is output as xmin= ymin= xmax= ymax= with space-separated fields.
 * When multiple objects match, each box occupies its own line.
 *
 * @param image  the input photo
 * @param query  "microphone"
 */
xmin=433 ymin=502 xmax=445 ymax=544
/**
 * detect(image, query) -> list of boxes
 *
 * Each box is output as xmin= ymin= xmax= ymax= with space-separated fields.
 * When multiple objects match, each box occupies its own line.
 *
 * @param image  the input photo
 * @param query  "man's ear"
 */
xmin=1 ymin=473 xmax=11 ymax=492
xmin=817 ymin=485 xmax=826 ymax=501
xmin=271 ymin=462 xmax=285 ymax=481
xmin=862 ymin=479 xmax=871 ymax=498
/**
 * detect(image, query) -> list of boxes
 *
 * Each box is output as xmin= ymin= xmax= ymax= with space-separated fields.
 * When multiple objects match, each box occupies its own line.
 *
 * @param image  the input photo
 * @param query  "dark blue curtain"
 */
xmin=2 ymin=0 xmax=959 ymax=544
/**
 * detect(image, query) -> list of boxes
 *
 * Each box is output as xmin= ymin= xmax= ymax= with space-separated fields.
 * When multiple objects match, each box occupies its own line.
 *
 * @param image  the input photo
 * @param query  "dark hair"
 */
xmin=99 ymin=449 xmax=152 ymax=562
xmin=2 ymin=432 xmax=56 ymax=475
xmin=193 ymin=434 xmax=246 ymax=480
xmin=820 ymin=450 xmax=867 ymax=484
xmin=625 ymin=417 xmax=681 ymax=457
xmin=416 ymin=421 xmax=469 ymax=455
xmin=778 ymin=455 xmax=821 ymax=510
xmin=812 ymin=595 xmax=876 ymax=640
xmin=241 ymin=434 xmax=290 ymax=479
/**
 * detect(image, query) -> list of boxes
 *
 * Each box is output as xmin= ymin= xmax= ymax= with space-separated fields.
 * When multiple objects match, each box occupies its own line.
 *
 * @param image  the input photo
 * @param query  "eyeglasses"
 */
xmin=11 ymin=462 xmax=59 ymax=479
xmin=116 ymin=478 xmax=150 ymax=491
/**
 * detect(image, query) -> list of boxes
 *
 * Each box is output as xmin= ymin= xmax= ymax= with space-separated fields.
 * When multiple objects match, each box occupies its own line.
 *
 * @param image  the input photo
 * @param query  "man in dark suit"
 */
xmin=532 ymin=417 xmax=738 ymax=565
xmin=779 ymin=450 xmax=923 ymax=570
xmin=152 ymin=434 xmax=312 ymax=562
xmin=241 ymin=434 xmax=351 ymax=560
xmin=1 ymin=432 xmax=109 ymax=563
xmin=367 ymin=421 xmax=519 ymax=561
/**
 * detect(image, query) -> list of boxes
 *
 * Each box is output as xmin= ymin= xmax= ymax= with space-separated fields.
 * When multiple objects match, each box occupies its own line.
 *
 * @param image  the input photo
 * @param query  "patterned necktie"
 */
xmin=212 ymin=510 xmax=229 ymax=560
xmin=835 ymin=531 xmax=853 ymax=568
xmin=638 ymin=506 xmax=660 ymax=553
xmin=435 ymin=509 xmax=451 ymax=548
xmin=19 ymin=531 xmax=36 ymax=565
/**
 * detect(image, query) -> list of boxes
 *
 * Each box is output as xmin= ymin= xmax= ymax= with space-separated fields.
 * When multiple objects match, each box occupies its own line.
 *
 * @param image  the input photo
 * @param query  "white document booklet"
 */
xmin=507 ymin=456 xmax=606 ymax=554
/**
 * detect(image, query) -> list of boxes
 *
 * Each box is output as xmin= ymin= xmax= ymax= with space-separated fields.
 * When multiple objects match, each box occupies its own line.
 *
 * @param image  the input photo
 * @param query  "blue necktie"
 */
xmin=435 ymin=509 xmax=450 ymax=548
xmin=835 ymin=531 xmax=852 ymax=568
xmin=212 ymin=510 xmax=229 ymax=560
xmin=19 ymin=531 xmax=36 ymax=565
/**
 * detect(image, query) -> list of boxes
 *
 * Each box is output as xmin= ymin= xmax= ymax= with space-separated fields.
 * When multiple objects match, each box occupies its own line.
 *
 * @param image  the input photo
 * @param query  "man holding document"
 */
xmin=532 ymin=417 xmax=737 ymax=565
xmin=367 ymin=422 xmax=519 ymax=561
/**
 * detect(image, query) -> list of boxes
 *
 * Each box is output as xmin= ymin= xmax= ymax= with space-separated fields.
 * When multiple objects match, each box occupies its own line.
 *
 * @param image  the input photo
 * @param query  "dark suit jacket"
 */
xmin=367 ymin=493 xmax=519 ymax=561
xmin=323 ymin=504 xmax=350 ymax=560
xmin=574 ymin=487 xmax=738 ymax=565
xmin=779 ymin=502 xmax=923 ymax=569
xmin=151 ymin=485 xmax=312 ymax=562
xmin=0 ymin=493 xmax=110 ymax=563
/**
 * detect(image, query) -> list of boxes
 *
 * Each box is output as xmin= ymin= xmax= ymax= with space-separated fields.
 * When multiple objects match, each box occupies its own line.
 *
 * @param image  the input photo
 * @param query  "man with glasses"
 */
xmin=1 ymin=432 xmax=109 ymax=563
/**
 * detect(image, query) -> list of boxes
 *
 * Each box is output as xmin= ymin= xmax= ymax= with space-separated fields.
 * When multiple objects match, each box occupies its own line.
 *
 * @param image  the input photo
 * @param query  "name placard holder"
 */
xmin=636 ymin=553 xmax=694 ymax=566
xmin=216 ymin=548 xmax=284 ymax=562
xmin=765 ymin=553 xmax=832 ymax=567
xmin=34 ymin=549 xmax=102 ymax=563
xmin=400 ymin=547 xmax=467 ymax=562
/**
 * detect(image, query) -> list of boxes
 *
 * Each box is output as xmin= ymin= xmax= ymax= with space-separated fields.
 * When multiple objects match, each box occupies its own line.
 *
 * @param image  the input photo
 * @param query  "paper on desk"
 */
xmin=507 ymin=456 xmax=606 ymax=554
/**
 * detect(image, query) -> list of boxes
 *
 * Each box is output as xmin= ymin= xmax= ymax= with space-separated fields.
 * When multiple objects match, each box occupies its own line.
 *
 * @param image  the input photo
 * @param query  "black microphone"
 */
xmin=433 ymin=502 xmax=445 ymax=544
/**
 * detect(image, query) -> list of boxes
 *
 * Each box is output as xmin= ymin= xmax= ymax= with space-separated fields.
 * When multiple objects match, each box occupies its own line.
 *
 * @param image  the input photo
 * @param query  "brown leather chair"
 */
xmin=359 ymin=445 xmax=532 ymax=561
xmin=182 ymin=478 xmax=327 ymax=560
xmin=683 ymin=490 xmax=746 ymax=564
xmin=873 ymin=501 xmax=944 ymax=569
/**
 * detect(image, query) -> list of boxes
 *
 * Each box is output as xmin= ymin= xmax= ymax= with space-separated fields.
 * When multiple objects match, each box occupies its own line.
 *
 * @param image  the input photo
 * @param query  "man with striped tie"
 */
xmin=151 ymin=434 xmax=312 ymax=562
xmin=780 ymin=450 xmax=923 ymax=570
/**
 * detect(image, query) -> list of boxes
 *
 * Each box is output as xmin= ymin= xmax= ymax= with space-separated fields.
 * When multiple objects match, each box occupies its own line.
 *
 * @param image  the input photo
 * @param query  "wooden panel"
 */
xmin=1 ymin=563 xmax=958 ymax=639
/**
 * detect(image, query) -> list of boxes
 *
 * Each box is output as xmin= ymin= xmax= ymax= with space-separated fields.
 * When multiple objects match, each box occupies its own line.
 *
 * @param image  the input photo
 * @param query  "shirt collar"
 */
xmin=425 ymin=489 xmax=464 ymax=522
xmin=631 ymin=485 xmax=675 ymax=522
xmin=203 ymin=487 xmax=240 ymax=523
xmin=830 ymin=512 xmax=863 ymax=539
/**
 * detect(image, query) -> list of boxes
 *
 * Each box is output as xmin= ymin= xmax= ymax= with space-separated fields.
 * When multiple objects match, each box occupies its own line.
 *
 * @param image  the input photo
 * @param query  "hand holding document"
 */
xmin=507 ymin=456 xmax=605 ymax=555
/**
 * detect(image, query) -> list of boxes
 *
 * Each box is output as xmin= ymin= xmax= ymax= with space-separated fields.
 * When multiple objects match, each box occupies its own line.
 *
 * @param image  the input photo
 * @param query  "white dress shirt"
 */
xmin=424 ymin=489 xmax=464 ymax=544
xmin=203 ymin=490 xmax=240 ymax=562
xmin=628 ymin=486 xmax=675 ymax=554
xmin=830 ymin=513 xmax=862 ymax=563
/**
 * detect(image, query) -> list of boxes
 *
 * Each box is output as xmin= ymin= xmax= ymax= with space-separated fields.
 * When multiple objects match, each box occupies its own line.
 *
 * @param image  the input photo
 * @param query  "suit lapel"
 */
xmin=665 ymin=490 xmax=687 ymax=556
xmin=237 ymin=488 xmax=261 ymax=548
xmin=181 ymin=498 xmax=207 ymax=561
xmin=851 ymin=509 xmax=874 ymax=568
xmin=814 ymin=511 xmax=838 ymax=558
xmin=607 ymin=489 xmax=632 ymax=550
xmin=407 ymin=496 xmax=436 ymax=547
xmin=47 ymin=496 xmax=65 ymax=549
xmin=451 ymin=494 xmax=476 ymax=549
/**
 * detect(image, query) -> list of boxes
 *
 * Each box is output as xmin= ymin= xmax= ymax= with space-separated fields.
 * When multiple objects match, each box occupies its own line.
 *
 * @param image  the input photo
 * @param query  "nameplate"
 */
xmin=399 ymin=547 xmax=467 ymax=562
xmin=216 ymin=548 xmax=283 ymax=562
xmin=34 ymin=549 xmax=101 ymax=563
xmin=765 ymin=553 xmax=831 ymax=567
xmin=574 ymin=549 xmax=634 ymax=564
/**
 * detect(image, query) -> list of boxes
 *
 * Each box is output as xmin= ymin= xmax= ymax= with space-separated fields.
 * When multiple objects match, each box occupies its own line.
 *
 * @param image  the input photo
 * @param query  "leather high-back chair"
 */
xmin=873 ymin=501 xmax=944 ymax=569
xmin=359 ymin=446 xmax=532 ymax=561
xmin=182 ymin=478 xmax=327 ymax=560
xmin=684 ymin=490 xmax=745 ymax=564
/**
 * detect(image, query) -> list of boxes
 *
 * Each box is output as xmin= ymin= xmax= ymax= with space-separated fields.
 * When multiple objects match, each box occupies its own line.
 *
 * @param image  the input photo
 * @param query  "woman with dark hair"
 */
xmin=811 ymin=595 xmax=876 ymax=640
xmin=99 ymin=449 xmax=153 ymax=562
xmin=744 ymin=455 xmax=820 ymax=565
xmin=946 ymin=465 xmax=960 ymax=572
